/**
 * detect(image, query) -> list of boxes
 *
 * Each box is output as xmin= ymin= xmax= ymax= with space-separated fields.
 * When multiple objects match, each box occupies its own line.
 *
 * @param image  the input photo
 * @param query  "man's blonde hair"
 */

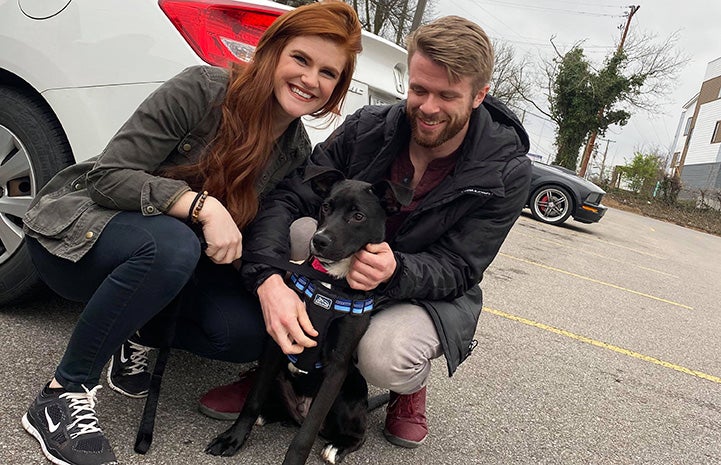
xmin=406 ymin=15 xmax=494 ymax=93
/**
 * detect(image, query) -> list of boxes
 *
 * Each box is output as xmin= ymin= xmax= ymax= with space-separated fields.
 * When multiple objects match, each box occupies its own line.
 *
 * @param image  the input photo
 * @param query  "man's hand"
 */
xmin=347 ymin=242 xmax=397 ymax=291
xmin=257 ymin=274 xmax=318 ymax=354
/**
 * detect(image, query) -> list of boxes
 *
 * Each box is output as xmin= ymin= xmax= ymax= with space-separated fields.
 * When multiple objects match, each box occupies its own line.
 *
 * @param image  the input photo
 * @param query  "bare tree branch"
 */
xmin=620 ymin=29 xmax=689 ymax=112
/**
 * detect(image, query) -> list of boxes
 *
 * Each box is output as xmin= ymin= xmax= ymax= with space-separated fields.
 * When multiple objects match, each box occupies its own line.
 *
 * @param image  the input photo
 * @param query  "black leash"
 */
xmin=133 ymin=251 xmax=363 ymax=454
xmin=134 ymin=347 xmax=170 ymax=453
xmin=134 ymin=293 xmax=183 ymax=454
xmin=368 ymin=391 xmax=391 ymax=411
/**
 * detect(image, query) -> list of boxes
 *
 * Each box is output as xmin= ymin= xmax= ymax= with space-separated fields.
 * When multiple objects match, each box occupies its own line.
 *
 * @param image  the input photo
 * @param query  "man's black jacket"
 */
xmin=242 ymin=95 xmax=532 ymax=376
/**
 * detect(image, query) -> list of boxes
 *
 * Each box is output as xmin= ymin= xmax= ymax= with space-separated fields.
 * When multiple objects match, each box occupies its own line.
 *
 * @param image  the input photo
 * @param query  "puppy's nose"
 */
xmin=311 ymin=233 xmax=331 ymax=253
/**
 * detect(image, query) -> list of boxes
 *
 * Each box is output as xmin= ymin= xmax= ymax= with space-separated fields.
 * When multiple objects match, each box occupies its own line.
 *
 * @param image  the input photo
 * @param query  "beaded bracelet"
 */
xmin=187 ymin=190 xmax=209 ymax=224
xmin=191 ymin=190 xmax=209 ymax=224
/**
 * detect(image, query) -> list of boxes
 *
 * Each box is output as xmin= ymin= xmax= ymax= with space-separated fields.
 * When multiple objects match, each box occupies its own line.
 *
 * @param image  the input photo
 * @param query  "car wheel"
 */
xmin=0 ymin=86 xmax=74 ymax=305
xmin=529 ymin=185 xmax=573 ymax=225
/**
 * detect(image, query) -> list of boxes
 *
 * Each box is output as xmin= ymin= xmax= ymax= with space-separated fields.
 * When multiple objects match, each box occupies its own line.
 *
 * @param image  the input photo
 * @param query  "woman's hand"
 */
xmin=257 ymin=274 xmax=318 ymax=354
xmin=347 ymin=242 xmax=397 ymax=291
xmin=196 ymin=196 xmax=243 ymax=264
xmin=167 ymin=191 xmax=242 ymax=264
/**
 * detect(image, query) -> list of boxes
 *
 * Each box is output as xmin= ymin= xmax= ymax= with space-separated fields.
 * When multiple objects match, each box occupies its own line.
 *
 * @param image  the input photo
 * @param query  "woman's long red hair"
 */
xmin=171 ymin=0 xmax=361 ymax=230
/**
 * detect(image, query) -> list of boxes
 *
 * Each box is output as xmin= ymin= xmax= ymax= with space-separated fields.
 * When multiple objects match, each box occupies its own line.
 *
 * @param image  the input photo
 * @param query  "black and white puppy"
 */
xmin=205 ymin=168 xmax=412 ymax=465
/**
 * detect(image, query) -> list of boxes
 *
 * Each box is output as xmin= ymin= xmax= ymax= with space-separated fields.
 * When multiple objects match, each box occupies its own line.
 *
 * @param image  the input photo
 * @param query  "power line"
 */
xmin=543 ymin=0 xmax=626 ymax=8
xmin=471 ymin=0 xmax=626 ymax=18
xmin=449 ymin=1 xmax=619 ymax=54
xmin=473 ymin=3 xmax=527 ymax=42
xmin=447 ymin=1 xmax=505 ymax=38
xmin=472 ymin=2 xmax=616 ymax=53
xmin=507 ymin=103 xmax=556 ymax=124
xmin=492 ymin=35 xmax=615 ymax=52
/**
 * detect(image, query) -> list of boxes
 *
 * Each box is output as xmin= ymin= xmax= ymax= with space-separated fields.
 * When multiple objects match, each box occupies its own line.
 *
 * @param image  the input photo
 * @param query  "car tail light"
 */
xmin=159 ymin=0 xmax=286 ymax=67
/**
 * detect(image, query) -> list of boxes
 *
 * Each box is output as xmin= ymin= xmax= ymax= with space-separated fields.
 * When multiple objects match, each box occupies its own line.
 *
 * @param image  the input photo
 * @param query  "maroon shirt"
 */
xmin=385 ymin=146 xmax=459 ymax=241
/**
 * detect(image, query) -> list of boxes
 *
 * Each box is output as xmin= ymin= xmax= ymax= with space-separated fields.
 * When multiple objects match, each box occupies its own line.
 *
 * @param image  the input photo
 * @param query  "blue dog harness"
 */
xmin=287 ymin=272 xmax=375 ymax=374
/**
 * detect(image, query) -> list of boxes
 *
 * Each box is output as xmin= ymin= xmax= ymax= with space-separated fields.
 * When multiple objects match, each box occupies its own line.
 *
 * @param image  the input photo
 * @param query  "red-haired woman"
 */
xmin=21 ymin=2 xmax=362 ymax=464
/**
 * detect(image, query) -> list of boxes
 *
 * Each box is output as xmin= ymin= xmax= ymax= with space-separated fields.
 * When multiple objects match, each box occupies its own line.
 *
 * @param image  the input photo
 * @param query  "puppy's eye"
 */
xmin=320 ymin=203 xmax=330 ymax=214
xmin=352 ymin=212 xmax=365 ymax=222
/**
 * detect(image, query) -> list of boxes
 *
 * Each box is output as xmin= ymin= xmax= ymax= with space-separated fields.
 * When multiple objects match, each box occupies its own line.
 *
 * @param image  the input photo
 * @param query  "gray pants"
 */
xmin=290 ymin=218 xmax=443 ymax=395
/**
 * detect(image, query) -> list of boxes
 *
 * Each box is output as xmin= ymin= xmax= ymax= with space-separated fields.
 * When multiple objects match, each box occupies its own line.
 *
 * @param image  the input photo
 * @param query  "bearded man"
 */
xmin=204 ymin=15 xmax=533 ymax=449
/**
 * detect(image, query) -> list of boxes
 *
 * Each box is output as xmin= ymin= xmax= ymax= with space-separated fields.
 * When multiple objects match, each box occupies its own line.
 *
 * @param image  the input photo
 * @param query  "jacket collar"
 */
xmin=385 ymin=94 xmax=529 ymax=164
xmin=380 ymin=96 xmax=529 ymax=194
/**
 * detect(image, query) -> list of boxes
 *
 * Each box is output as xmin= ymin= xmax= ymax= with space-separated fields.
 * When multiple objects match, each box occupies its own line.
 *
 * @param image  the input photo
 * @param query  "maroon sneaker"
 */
xmin=383 ymin=387 xmax=428 ymax=448
xmin=198 ymin=369 xmax=256 ymax=420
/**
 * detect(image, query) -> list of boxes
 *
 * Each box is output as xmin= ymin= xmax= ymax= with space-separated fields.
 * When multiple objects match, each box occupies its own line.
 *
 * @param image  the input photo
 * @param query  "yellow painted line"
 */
xmin=509 ymin=230 xmax=677 ymax=278
xmin=591 ymin=235 xmax=666 ymax=260
xmin=498 ymin=253 xmax=693 ymax=310
xmin=484 ymin=307 xmax=721 ymax=385
xmin=517 ymin=217 xmax=666 ymax=260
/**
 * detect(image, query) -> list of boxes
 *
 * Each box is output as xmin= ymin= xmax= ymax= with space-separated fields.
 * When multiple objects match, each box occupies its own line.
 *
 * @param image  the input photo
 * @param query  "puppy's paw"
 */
xmin=205 ymin=430 xmax=245 ymax=457
xmin=321 ymin=444 xmax=340 ymax=464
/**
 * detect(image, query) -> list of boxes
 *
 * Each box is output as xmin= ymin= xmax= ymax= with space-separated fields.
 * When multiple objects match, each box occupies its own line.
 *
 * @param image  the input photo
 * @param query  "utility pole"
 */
xmin=597 ymin=137 xmax=616 ymax=181
xmin=584 ymin=137 xmax=613 ymax=179
xmin=578 ymin=5 xmax=639 ymax=177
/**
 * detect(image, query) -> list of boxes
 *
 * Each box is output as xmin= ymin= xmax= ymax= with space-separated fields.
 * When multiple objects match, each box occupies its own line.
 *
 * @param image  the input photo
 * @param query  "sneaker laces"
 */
xmin=124 ymin=340 xmax=151 ymax=375
xmin=60 ymin=385 xmax=103 ymax=439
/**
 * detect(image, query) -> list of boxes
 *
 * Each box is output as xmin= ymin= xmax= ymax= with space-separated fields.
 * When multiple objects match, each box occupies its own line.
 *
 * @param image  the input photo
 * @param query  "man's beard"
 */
xmin=407 ymin=106 xmax=471 ymax=148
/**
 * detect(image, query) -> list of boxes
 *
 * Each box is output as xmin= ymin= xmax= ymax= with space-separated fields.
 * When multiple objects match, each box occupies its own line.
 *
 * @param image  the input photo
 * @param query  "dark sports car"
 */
xmin=526 ymin=161 xmax=607 ymax=225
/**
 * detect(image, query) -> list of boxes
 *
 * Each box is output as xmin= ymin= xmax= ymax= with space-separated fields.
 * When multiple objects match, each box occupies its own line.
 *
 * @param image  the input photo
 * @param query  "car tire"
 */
xmin=0 ymin=86 xmax=74 ymax=305
xmin=529 ymin=185 xmax=573 ymax=225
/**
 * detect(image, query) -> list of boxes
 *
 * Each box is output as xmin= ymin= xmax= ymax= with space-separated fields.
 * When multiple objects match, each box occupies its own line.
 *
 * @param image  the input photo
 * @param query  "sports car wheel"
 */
xmin=529 ymin=185 xmax=573 ymax=225
xmin=0 ymin=86 xmax=73 ymax=305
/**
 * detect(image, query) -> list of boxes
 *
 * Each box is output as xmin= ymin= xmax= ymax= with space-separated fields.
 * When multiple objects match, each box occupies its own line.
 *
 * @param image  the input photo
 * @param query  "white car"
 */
xmin=0 ymin=0 xmax=408 ymax=305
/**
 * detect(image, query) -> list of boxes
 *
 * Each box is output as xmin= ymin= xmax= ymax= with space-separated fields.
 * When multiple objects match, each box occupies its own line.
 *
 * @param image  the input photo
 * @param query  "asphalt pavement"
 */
xmin=2 ymin=207 xmax=721 ymax=465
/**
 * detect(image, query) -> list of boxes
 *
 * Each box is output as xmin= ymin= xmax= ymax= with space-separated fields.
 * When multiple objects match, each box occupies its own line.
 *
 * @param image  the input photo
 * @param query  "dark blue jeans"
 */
xmin=27 ymin=211 xmax=265 ymax=392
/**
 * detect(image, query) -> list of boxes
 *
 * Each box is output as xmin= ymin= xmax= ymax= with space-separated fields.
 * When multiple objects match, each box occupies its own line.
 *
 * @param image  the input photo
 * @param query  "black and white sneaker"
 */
xmin=107 ymin=336 xmax=152 ymax=398
xmin=22 ymin=384 xmax=117 ymax=465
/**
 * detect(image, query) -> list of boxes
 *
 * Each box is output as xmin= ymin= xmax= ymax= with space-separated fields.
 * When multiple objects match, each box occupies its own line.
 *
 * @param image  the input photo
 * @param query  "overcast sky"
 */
xmin=434 ymin=0 xmax=721 ymax=171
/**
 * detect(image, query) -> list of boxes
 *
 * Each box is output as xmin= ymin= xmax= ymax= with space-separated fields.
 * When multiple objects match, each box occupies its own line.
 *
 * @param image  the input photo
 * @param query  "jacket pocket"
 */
xmin=24 ymin=190 xmax=95 ymax=237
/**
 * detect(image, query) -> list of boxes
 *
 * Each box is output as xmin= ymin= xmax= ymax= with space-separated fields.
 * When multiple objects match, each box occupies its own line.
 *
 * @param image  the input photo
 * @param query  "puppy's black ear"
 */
xmin=303 ymin=166 xmax=345 ymax=198
xmin=372 ymin=180 xmax=414 ymax=214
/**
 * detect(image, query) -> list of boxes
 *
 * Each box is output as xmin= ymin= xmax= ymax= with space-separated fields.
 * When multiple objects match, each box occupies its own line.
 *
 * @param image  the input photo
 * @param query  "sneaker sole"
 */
xmin=106 ymin=356 xmax=148 ymax=399
xmin=382 ymin=427 xmax=426 ymax=449
xmin=22 ymin=413 xmax=73 ymax=465
xmin=198 ymin=403 xmax=240 ymax=421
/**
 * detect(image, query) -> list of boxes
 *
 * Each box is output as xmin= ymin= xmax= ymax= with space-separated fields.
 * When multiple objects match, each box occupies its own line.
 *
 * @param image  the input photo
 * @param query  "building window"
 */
xmin=683 ymin=117 xmax=692 ymax=136
xmin=712 ymin=121 xmax=721 ymax=144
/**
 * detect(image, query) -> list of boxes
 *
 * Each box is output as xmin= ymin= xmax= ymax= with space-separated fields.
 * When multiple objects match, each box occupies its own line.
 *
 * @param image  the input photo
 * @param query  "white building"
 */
xmin=669 ymin=57 xmax=721 ymax=192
